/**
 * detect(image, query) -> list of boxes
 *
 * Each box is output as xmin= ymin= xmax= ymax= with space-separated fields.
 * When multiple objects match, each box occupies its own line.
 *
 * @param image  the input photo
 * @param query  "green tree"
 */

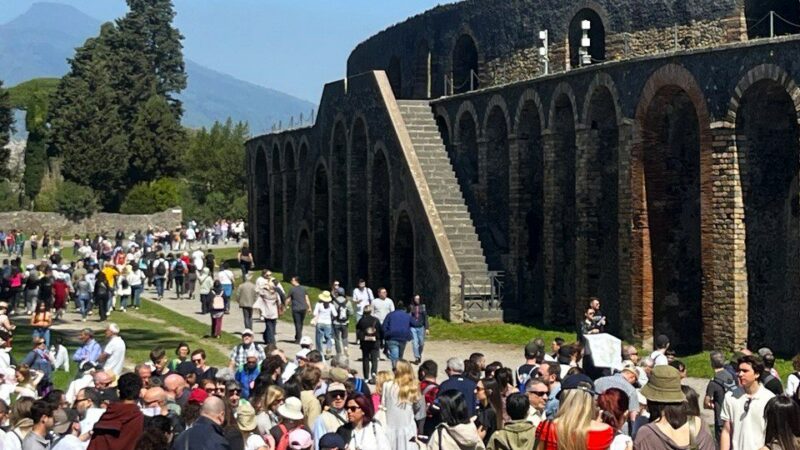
xmin=0 ymin=181 xmax=19 ymax=210
xmin=120 ymin=177 xmax=181 ymax=214
xmin=22 ymin=114 xmax=47 ymax=200
xmin=0 ymin=80 xmax=13 ymax=180
xmin=49 ymin=24 xmax=129 ymax=209
xmin=55 ymin=181 xmax=99 ymax=221
xmin=128 ymin=93 xmax=186 ymax=183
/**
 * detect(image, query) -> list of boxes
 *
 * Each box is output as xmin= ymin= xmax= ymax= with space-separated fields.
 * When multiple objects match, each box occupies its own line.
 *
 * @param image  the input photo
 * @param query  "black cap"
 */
xmin=319 ymin=433 xmax=346 ymax=450
xmin=655 ymin=334 xmax=670 ymax=349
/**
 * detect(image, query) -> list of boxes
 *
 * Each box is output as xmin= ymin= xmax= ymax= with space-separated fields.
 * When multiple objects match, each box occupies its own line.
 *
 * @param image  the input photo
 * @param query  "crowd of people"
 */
xmin=0 ymin=229 xmax=798 ymax=450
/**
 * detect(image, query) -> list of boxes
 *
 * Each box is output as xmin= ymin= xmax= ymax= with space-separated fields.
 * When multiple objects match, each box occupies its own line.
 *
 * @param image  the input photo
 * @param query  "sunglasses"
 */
xmin=744 ymin=398 xmax=752 ymax=416
xmin=229 ymin=389 xmax=241 ymax=395
xmin=205 ymin=388 xmax=216 ymax=394
xmin=192 ymin=359 xmax=203 ymax=363
xmin=346 ymin=406 xmax=361 ymax=412
xmin=527 ymin=391 xmax=548 ymax=397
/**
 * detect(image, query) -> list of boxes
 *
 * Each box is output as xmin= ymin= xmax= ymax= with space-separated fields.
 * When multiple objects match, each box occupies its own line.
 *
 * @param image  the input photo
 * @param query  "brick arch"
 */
xmin=581 ymin=72 xmax=623 ymax=127
xmin=392 ymin=205 xmax=416 ymax=304
xmin=631 ymin=62 xmax=713 ymax=351
xmin=454 ymin=100 xmax=480 ymax=140
xmin=547 ymin=82 xmax=580 ymax=128
xmin=449 ymin=25 xmax=484 ymax=94
xmin=312 ymin=158 xmax=332 ymax=285
xmin=514 ymin=89 xmax=545 ymax=134
xmin=297 ymin=136 xmax=311 ymax=177
xmin=481 ymin=95 xmax=511 ymax=136
xmin=270 ymin=142 xmax=282 ymax=174
xmin=434 ymin=105 xmax=453 ymax=139
xmin=728 ymin=64 xmax=800 ymax=123
xmin=565 ymin=1 xmax=613 ymax=34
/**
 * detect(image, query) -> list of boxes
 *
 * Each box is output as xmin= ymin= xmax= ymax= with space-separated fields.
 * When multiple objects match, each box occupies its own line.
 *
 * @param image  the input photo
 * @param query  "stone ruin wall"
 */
xmin=0 ymin=209 xmax=183 ymax=237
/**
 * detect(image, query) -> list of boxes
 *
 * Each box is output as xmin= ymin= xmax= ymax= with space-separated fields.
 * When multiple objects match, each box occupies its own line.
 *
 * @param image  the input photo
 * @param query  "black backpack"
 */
xmin=156 ymin=262 xmax=167 ymax=276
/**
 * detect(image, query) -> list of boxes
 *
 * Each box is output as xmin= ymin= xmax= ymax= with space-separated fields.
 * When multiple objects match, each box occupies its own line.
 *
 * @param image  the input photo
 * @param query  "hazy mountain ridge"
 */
xmin=0 ymin=2 xmax=314 ymax=134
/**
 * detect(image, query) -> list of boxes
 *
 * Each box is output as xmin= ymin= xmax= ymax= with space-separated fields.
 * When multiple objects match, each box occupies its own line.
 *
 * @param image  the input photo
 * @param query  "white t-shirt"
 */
xmin=609 ymin=433 xmax=632 ymax=450
xmin=313 ymin=302 xmax=333 ymax=325
xmin=785 ymin=372 xmax=800 ymax=397
xmin=352 ymin=287 xmax=374 ymax=315
xmin=244 ymin=433 xmax=267 ymax=450
xmin=371 ymin=297 xmax=395 ymax=322
xmin=217 ymin=269 xmax=235 ymax=285
xmin=186 ymin=228 xmax=196 ymax=240
xmin=720 ymin=384 xmax=774 ymax=450
xmin=52 ymin=434 xmax=83 ymax=450
xmin=649 ymin=350 xmax=668 ymax=366
xmin=127 ymin=270 xmax=143 ymax=287
xmin=103 ymin=335 xmax=126 ymax=375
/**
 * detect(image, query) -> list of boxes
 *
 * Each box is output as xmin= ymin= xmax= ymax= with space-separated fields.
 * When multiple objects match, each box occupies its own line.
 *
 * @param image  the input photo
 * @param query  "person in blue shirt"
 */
xmin=73 ymin=328 xmax=102 ymax=367
xmin=381 ymin=302 xmax=419 ymax=369
xmin=234 ymin=351 xmax=260 ymax=399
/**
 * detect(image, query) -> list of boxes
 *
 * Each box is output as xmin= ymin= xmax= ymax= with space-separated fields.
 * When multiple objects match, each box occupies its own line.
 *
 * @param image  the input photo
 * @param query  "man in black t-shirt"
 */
xmin=289 ymin=276 xmax=311 ymax=343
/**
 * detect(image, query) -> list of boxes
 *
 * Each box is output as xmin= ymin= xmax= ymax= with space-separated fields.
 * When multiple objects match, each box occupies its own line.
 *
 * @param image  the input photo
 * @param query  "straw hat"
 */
xmin=318 ymin=291 xmax=333 ymax=303
xmin=236 ymin=402 xmax=257 ymax=432
xmin=278 ymin=397 xmax=304 ymax=421
xmin=640 ymin=365 xmax=686 ymax=403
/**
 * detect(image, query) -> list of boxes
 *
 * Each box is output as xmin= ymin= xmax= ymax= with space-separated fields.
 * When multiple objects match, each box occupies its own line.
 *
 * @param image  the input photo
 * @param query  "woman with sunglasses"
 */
xmin=255 ymin=385 xmax=286 ymax=435
xmin=475 ymin=378 xmax=503 ymax=445
xmin=338 ymin=393 xmax=389 ymax=450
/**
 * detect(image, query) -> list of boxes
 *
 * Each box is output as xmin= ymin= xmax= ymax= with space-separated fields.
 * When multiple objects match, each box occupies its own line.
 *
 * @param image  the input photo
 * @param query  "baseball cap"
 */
xmin=187 ymin=388 xmax=209 ymax=405
xmin=241 ymin=329 xmax=254 ymax=336
xmin=328 ymin=368 xmax=349 ymax=383
xmin=319 ymin=432 xmax=346 ymax=450
xmin=299 ymin=336 xmax=312 ymax=347
xmin=327 ymin=382 xmax=346 ymax=393
xmin=53 ymin=408 xmax=78 ymax=435
xmin=289 ymin=428 xmax=313 ymax=450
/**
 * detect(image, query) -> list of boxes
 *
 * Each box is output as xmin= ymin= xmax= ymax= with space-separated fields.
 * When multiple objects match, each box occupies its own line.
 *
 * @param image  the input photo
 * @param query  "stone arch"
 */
xmin=582 ymin=81 xmax=621 ymax=335
xmin=452 ymin=31 xmax=481 ymax=94
xmin=454 ymin=107 xmax=480 ymax=221
xmin=392 ymin=209 xmax=416 ymax=305
xmin=483 ymin=104 xmax=511 ymax=270
xmin=633 ymin=63 xmax=712 ymax=352
xmin=729 ymin=65 xmax=800 ymax=353
xmin=369 ymin=144 xmax=392 ymax=290
xmin=296 ymin=226 xmax=312 ymax=282
xmin=284 ymin=139 xmax=297 ymax=273
xmin=330 ymin=120 xmax=349 ymax=286
xmin=547 ymin=82 xmax=580 ymax=127
xmin=298 ymin=139 xmax=309 ymax=179
xmin=313 ymin=161 xmax=331 ymax=285
xmin=414 ymin=39 xmax=431 ymax=99
xmin=271 ymin=143 xmax=284 ymax=270
xmin=547 ymin=89 xmax=578 ymax=325
xmin=515 ymin=90 xmax=545 ymax=317
xmin=482 ymin=95 xmax=511 ymax=135
xmin=744 ymin=0 xmax=800 ymax=39
xmin=581 ymin=73 xmax=622 ymax=127
xmin=254 ymin=145 xmax=270 ymax=267
xmin=387 ymin=55 xmax=402 ymax=98
xmin=349 ymin=115 xmax=370 ymax=283
xmin=567 ymin=6 xmax=607 ymax=69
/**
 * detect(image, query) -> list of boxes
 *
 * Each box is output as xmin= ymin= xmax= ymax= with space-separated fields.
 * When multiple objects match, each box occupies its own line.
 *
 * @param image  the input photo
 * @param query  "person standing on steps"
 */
xmin=236 ymin=274 xmax=257 ymax=331
xmin=288 ymin=276 xmax=311 ymax=344
xmin=408 ymin=295 xmax=429 ymax=365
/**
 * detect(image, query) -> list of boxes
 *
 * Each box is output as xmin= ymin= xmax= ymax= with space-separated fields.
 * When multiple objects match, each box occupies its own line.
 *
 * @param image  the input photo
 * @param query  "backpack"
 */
xmin=710 ymin=376 xmax=737 ymax=398
xmin=275 ymin=424 xmax=303 ymax=450
xmin=518 ymin=365 xmax=538 ymax=392
xmin=156 ymin=262 xmax=167 ymax=276
xmin=212 ymin=293 xmax=225 ymax=310
xmin=335 ymin=300 xmax=349 ymax=323
xmin=121 ymin=278 xmax=129 ymax=289
xmin=363 ymin=323 xmax=378 ymax=342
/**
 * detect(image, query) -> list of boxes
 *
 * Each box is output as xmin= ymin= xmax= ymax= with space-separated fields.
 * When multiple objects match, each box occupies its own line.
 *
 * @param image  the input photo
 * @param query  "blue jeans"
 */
xmin=222 ymin=284 xmax=232 ymax=310
xmin=154 ymin=278 xmax=165 ymax=298
xmin=411 ymin=327 xmax=425 ymax=360
xmin=385 ymin=340 xmax=406 ymax=369
xmin=131 ymin=285 xmax=142 ymax=307
xmin=316 ymin=324 xmax=333 ymax=354
xmin=33 ymin=328 xmax=50 ymax=348
xmin=78 ymin=294 xmax=92 ymax=318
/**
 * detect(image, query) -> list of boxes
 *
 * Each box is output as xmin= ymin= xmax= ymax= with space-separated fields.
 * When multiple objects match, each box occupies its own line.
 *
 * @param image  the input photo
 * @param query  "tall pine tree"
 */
xmin=48 ymin=24 xmax=129 ymax=210
xmin=0 ymin=80 xmax=13 ymax=180
xmin=128 ymin=91 xmax=186 ymax=183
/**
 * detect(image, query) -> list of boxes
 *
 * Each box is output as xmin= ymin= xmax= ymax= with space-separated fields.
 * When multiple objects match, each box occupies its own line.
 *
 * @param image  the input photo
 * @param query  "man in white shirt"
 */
xmin=352 ymin=279 xmax=374 ymax=323
xmin=649 ymin=334 xmax=670 ymax=366
xmin=98 ymin=323 xmax=126 ymax=376
xmin=371 ymin=288 xmax=395 ymax=323
xmin=720 ymin=354 xmax=775 ymax=450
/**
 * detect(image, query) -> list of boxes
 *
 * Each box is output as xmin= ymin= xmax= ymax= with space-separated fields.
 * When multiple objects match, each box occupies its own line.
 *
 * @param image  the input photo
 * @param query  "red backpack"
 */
xmin=272 ymin=424 xmax=305 ymax=450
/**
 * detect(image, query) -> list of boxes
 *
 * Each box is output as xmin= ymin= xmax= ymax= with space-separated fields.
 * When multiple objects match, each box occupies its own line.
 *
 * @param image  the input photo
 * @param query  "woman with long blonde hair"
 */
xmin=372 ymin=370 xmax=394 ymax=412
xmin=382 ymin=360 xmax=424 ymax=450
xmin=255 ymin=384 xmax=285 ymax=434
xmin=535 ymin=380 xmax=613 ymax=450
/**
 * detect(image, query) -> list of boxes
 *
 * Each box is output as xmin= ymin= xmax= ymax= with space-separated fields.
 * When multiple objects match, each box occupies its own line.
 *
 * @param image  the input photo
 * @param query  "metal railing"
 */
xmin=271 ymin=108 xmax=317 ymax=133
xmin=460 ymin=270 xmax=504 ymax=311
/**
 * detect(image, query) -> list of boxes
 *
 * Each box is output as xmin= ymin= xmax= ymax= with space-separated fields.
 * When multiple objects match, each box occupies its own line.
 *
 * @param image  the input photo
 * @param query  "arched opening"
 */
xmin=255 ymin=146 xmax=271 ymax=266
xmin=350 ymin=119 xmax=369 ymax=283
xmin=551 ymin=94 xmax=577 ymax=325
xmin=393 ymin=211 xmax=415 ymax=305
xmin=641 ymin=87 xmax=702 ymax=353
xmin=313 ymin=165 xmax=330 ymax=285
xmin=484 ymin=106 xmax=510 ymax=270
xmin=452 ymin=34 xmax=479 ymax=94
xmin=745 ymin=0 xmax=800 ymax=39
xmin=387 ymin=56 xmax=402 ymax=98
xmin=585 ymin=87 xmax=620 ymax=335
xmin=568 ymin=9 xmax=606 ymax=69
xmin=331 ymin=122 xmax=349 ymax=287
xmin=298 ymin=142 xmax=308 ymax=178
xmin=517 ymin=101 xmax=544 ymax=317
xmin=455 ymin=112 xmax=480 ymax=221
xmin=370 ymin=150 xmax=392 ymax=290
xmin=737 ymin=79 xmax=800 ymax=352
xmin=284 ymin=142 xmax=297 ymax=273
xmin=271 ymin=145 xmax=284 ymax=270
xmin=297 ymin=229 xmax=311 ymax=281
xmin=414 ymin=40 xmax=431 ymax=99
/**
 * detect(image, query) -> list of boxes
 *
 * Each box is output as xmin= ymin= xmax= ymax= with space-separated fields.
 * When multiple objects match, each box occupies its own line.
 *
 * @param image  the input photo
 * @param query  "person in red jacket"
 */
xmin=88 ymin=372 xmax=145 ymax=450
xmin=52 ymin=275 xmax=69 ymax=320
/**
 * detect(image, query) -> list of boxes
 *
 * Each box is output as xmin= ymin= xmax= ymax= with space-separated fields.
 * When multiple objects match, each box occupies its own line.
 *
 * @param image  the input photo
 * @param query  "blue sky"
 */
xmin=0 ymin=1 xmax=454 ymax=103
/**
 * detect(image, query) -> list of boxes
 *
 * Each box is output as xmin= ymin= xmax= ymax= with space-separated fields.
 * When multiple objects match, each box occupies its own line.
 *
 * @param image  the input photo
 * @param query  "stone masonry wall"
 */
xmin=0 ymin=209 xmax=182 ymax=236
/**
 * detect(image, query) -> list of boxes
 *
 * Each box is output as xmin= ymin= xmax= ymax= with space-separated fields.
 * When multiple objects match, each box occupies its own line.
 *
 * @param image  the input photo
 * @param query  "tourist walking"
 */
xmin=380 ymin=360 xmax=424 ymax=450
xmin=217 ymin=263 xmax=235 ymax=313
xmin=30 ymin=302 xmax=52 ymax=349
xmin=382 ymin=304 xmax=417 ymax=369
xmin=256 ymin=280 xmax=281 ymax=346
xmin=115 ymin=266 xmax=131 ymax=312
xmin=720 ymin=355 xmax=775 ymax=450
xmin=198 ymin=267 xmax=214 ymax=314
xmin=372 ymin=288 xmax=394 ymax=323
xmin=288 ymin=276 xmax=311 ymax=344
xmin=332 ymin=291 xmax=352 ymax=358
xmin=312 ymin=291 xmax=334 ymax=358
xmin=151 ymin=253 xmax=168 ymax=301
xmin=356 ymin=305 xmax=382 ymax=383
xmin=128 ymin=264 xmax=144 ymax=311
xmin=209 ymin=281 xmax=226 ymax=339
xmin=94 ymin=272 xmax=111 ymax=322
xmin=352 ymin=279 xmax=374 ymax=324
xmin=408 ymin=295 xmax=429 ymax=364
xmin=236 ymin=274 xmax=257 ymax=331
xmin=238 ymin=242 xmax=253 ymax=278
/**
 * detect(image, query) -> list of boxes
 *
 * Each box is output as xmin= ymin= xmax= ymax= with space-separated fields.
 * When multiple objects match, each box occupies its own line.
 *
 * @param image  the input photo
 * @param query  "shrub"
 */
xmin=54 ymin=181 xmax=98 ymax=222
xmin=121 ymin=178 xmax=181 ymax=214
xmin=0 ymin=181 xmax=20 ymax=211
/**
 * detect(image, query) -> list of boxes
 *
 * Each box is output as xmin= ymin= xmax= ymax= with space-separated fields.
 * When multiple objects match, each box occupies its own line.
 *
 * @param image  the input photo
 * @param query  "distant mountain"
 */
xmin=0 ymin=2 xmax=314 ymax=134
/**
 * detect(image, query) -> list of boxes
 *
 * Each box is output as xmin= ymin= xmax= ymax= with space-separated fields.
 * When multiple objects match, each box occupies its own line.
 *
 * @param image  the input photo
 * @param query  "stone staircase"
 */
xmin=397 ymin=100 xmax=501 ymax=321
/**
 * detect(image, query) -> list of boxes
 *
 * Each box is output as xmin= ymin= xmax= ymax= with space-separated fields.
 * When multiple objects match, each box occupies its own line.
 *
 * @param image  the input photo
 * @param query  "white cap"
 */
xmin=299 ymin=336 xmax=312 ymax=347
